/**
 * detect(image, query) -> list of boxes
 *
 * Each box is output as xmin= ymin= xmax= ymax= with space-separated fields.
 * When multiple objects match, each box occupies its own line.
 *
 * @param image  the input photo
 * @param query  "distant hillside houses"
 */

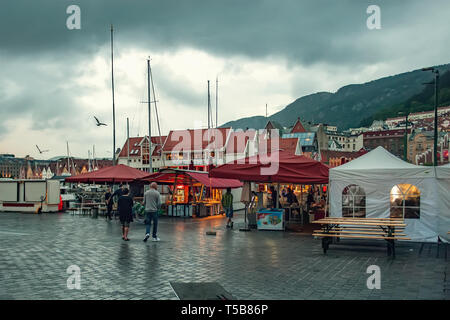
xmin=0 ymin=154 xmax=112 ymax=179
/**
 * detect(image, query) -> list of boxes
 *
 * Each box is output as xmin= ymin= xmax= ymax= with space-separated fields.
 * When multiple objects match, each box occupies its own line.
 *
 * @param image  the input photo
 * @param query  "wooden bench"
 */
xmin=312 ymin=217 xmax=410 ymax=258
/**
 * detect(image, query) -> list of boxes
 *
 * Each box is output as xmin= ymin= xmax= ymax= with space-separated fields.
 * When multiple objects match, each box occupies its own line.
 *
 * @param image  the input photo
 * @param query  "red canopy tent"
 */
xmin=65 ymin=164 xmax=149 ymax=183
xmin=141 ymin=169 xmax=242 ymax=188
xmin=210 ymin=151 xmax=329 ymax=227
xmin=209 ymin=150 xmax=329 ymax=184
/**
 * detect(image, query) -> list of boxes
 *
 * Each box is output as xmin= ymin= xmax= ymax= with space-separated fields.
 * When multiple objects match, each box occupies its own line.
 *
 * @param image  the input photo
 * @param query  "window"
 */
xmin=342 ymin=184 xmax=366 ymax=218
xmin=390 ymin=184 xmax=420 ymax=219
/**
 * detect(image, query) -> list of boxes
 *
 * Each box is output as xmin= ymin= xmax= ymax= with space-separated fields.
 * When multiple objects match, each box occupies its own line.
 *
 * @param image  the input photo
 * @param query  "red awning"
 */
xmin=186 ymin=171 xmax=243 ymax=188
xmin=65 ymin=164 xmax=149 ymax=183
xmin=141 ymin=169 xmax=243 ymax=189
xmin=209 ymin=150 xmax=329 ymax=184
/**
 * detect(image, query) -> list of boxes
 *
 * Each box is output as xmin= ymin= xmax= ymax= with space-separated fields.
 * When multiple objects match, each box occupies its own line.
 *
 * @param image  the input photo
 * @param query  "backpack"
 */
xmin=222 ymin=192 xmax=233 ymax=208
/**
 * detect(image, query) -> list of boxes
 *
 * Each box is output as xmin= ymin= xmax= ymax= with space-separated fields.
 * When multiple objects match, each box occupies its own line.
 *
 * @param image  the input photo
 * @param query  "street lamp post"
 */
xmin=422 ymin=67 xmax=440 ymax=166
xmin=398 ymin=112 xmax=409 ymax=161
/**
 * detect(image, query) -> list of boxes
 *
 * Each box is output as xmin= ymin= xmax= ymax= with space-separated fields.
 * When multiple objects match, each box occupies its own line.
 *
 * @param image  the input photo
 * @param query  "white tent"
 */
xmin=329 ymin=147 xmax=439 ymax=242
xmin=435 ymin=163 xmax=450 ymax=242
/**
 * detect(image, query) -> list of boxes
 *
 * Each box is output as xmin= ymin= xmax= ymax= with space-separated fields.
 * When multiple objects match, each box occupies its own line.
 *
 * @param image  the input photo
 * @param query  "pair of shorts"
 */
xmin=225 ymin=208 xmax=233 ymax=218
xmin=121 ymin=221 xmax=130 ymax=227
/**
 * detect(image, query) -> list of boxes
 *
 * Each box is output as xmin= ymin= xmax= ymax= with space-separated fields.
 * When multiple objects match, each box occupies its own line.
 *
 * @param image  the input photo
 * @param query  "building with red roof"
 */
xmin=320 ymin=149 xmax=367 ymax=167
xmin=363 ymin=129 xmax=410 ymax=158
xmin=224 ymin=129 xmax=257 ymax=162
xmin=117 ymin=135 xmax=167 ymax=172
xmin=161 ymin=128 xmax=232 ymax=170
xmin=290 ymin=118 xmax=308 ymax=133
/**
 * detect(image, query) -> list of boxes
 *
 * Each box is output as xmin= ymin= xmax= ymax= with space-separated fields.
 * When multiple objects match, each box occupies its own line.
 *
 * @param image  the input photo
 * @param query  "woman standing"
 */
xmin=118 ymin=188 xmax=133 ymax=241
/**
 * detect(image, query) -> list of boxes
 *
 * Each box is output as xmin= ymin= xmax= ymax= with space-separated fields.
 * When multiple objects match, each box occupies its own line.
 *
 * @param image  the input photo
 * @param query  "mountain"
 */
xmin=221 ymin=63 xmax=450 ymax=131
xmin=359 ymin=69 xmax=450 ymax=126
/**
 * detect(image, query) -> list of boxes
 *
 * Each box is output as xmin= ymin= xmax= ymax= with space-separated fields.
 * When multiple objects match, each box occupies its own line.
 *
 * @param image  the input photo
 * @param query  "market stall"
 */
xmin=141 ymin=168 xmax=243 ymax=217
xmin=64 ymin=164 xmax=149 ymax=215
xmin=210 ymin=150 xmax=329 ymax=230
xmin=329 ymin=146 xmax=440 ymax=242
xmin=64 ymin=164 xmax=149 ymax=184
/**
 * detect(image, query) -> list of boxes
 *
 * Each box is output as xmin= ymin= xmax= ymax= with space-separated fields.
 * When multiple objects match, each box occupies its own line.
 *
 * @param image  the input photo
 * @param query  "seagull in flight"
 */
xmin=36 ymin=145 xmax=49 ymax=154
xmin=94 ymin=116 xmax=107 ymax=126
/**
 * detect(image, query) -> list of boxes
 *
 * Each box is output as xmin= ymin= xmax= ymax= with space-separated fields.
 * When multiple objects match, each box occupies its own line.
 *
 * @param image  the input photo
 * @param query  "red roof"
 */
xmin=151 ymin=136 xmax=167 ymax=156
xmin=118 ymin=136 xmax=167 ymax=158
xmin=291 ymin=118 xmax=307 ymax=133
xmin=210 ymin=150 xmax=329 ymax=184
xmin=363 ymin=129 xmax=406 ymax=138
xmin=118 ymin=137 xmax=144 ymax=158
xmin=65 ymin=164 xmax=149 ymax=183
xmin=142 ymin=169 xmax=242 ymax=188
xmin=225 ymin=130 xmax=256 ymax=154
xmin=259 ymin=137 xmax=299 ymax=154
xmin=163 ymin=128 xmax=231 ymax=152
xmin=320 ymin=149 xmax=367 ymax=163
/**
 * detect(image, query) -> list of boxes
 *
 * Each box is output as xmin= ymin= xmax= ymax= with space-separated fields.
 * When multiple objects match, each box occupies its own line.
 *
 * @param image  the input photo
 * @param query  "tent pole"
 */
xmin=171 ymin=174 xmax=178 ymax=206
xmin=276 ymin=183 xmax=280 ymax=209
xmin=239 ymin=181 xmax=251 ymax=232
xmin=325 ymin=184 xmax=329 ymax=217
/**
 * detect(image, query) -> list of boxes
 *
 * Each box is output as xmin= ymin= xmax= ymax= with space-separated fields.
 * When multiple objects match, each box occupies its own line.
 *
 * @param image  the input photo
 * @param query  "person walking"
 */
xmin=222 ymin=188 xmax=234 ymax=228
xmin=143 ymin=182 xmax=162 ymax=242
xmin=118 ymin=188 xmax=133 ymax=241
xmin=111 ymin=184 xmax=124 ymax=219
xmin=104 ymin=187 xmax=113 ymax=220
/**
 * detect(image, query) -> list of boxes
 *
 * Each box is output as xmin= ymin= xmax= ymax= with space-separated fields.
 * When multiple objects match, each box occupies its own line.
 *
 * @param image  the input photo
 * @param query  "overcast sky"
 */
xmin=1 ymin=0 xmax=449 ymax=159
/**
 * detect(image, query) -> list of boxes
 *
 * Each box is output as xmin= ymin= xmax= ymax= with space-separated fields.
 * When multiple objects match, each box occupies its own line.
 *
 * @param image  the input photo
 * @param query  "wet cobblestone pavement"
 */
xmin=0 ymin=211 xmax=448 ymax=300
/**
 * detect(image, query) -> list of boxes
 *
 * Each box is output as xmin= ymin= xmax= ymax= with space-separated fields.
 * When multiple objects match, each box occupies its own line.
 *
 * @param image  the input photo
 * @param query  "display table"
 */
xmin=256 ymin=208 xmax=285 ymax=231
xmin=196 ymin=202 xmax=221 ymax=217
xmin=167 ymin=204 xmax=193 ymax=217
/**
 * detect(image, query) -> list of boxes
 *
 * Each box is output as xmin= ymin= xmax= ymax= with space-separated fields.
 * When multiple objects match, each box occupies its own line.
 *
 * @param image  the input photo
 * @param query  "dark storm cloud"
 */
xmin=1 ymin=0 xmax=450 ymax=140
xmin=2 ymin=0 xmax=448 ymax=66
xmin=0 ymin=54 xmax=95 ymax=136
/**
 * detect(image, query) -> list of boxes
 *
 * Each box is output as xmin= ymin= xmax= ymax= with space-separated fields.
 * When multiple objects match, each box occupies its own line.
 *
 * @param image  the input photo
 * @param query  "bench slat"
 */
xmin=321 ymin=230 xmax=406 ymax=236
xmin=312 ymin=220 xmax=406 ymax=227
xmin=313 ymin=219 xmax=405 ymax=223
xmin=331 ymin=227 xmax=405 ymax=231
xmin=312 ymin=233 xmax=411 ymax=240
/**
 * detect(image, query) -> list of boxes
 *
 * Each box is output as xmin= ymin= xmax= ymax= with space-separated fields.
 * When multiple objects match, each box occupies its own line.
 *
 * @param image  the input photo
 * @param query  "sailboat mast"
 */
xmin=111 ymin=24 xmax=116 ymax=166
xmin=216 ymin=77 xmax=218 ymax=129
xmin=207 ymin=80 xmax=211 ymax=129
xmin=66 ymin=141 xmax=70 ymax=174
xmin=127 ymin=117 xmax=130 ymax=166
xmin=149 ymin=64 xmax=165 ymax=167
xmin=93 ymin=145 xmax=97 ymax=169
xmin=88 ymin=150 xmax=91 ymax=172
xmin=147 ymin=58 xmax=152 ymax=173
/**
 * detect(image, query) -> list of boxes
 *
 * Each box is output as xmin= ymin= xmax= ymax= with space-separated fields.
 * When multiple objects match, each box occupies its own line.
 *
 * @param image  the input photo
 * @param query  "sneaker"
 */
xmin=152 ymin=237 xmax=160 ymax=242
xmin=143 ymin=234 xmax=150 ymax=242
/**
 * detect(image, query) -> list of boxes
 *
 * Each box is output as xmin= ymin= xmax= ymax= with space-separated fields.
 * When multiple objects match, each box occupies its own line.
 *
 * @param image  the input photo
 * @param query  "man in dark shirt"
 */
xmin=269 ymin=186 xmax=278 ymax=208
xmin=286 ymin=188 xmax=299 ymax=206
xmin=104 ymin=187 xmax=113 ymax=220
xmin=118 ymin=188 xmax=133 ymax=241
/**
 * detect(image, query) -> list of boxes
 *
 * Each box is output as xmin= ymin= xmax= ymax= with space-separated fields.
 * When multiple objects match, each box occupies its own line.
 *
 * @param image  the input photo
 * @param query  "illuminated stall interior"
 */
xmin=141 ymin=169 xmax=242 ymax=217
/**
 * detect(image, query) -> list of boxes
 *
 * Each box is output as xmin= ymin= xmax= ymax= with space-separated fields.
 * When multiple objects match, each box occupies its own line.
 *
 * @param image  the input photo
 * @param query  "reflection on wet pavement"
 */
xmin=0 ymin=211 xmax=448 ymax=300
